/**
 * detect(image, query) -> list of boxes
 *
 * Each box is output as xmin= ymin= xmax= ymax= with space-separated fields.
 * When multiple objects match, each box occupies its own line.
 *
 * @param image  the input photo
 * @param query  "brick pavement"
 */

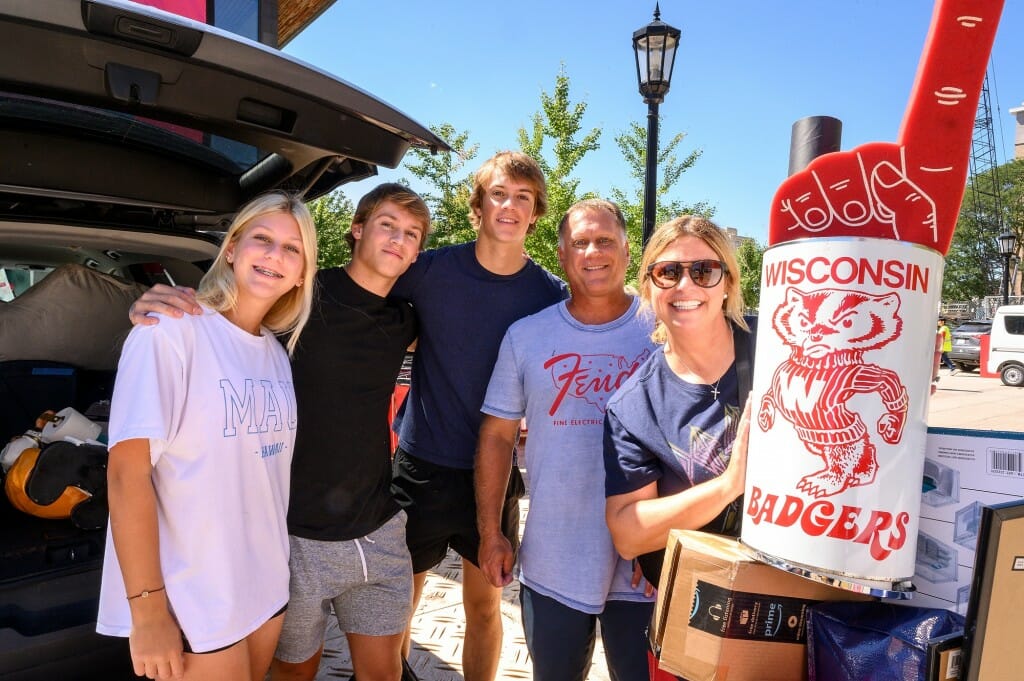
xmin=312 ymin=492 xmax=612 ymax=681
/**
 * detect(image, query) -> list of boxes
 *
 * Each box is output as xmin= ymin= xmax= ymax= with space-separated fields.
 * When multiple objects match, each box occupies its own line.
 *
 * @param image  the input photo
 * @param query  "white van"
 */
xmin=986 ymin=305 xmax=1024 ymax=387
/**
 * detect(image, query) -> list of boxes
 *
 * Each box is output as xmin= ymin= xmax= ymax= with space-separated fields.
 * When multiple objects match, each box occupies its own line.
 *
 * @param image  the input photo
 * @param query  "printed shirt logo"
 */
xmin=544 ymin=349 xmax=650 ymax=416
xmin=757 ymin=287 xmax=909 ymax=499
xmin=219 ymin=378 xmax=297 ymax=458
xmin=669 ymin=403 xmax=741 ymax=482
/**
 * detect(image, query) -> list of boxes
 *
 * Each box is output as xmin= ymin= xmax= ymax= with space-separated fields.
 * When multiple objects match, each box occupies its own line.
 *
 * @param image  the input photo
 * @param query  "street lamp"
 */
xmin=997 ymin=231 xmax=1017 ymax=306
xmin=633 ymin=3 xmax=680 ymax=247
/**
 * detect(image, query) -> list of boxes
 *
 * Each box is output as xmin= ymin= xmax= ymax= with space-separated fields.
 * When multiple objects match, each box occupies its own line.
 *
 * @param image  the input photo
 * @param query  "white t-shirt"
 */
xmin=481 ymin=298 xmax=656 ymax=613
xmin=97 ymin=308 xmax=296 ymax=652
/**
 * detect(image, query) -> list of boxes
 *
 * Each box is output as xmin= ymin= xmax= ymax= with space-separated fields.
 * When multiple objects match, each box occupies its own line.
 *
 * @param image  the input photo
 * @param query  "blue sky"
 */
xmin=284 ymin=0 xmax=1024 ymax=244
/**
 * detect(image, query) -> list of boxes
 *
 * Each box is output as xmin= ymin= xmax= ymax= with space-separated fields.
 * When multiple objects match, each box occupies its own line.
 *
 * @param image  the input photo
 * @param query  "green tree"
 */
xmin=610 ymin=119 xmax=710 ymax=285
xmin=308 ymin=190 xmax=354 ymax=269
xmin=944 ymin=212 xmax=996 ymax=302
xmin=404 ymin=123 xmax=479 ymax=247
xmin=994 ymin=159 xmax=1024 ymax=298
xmin=945 ymin=159 xmax=1024 ymax=302
xmin=518 ymin=65 xmax=602 ymax=277
xmin=735 ymin=238 xmax=765 ymax=311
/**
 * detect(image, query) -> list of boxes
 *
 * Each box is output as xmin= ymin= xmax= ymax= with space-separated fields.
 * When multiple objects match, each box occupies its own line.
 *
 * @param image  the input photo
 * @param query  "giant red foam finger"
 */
xmin=769 ymin=0 xmax=1003 ymax=254
xmin=743 ymin=0 xmax=1005 ymax=595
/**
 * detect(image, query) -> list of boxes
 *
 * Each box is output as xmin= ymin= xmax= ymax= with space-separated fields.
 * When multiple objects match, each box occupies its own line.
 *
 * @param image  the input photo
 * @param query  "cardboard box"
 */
xmin=911 ymin=428 xmax=1024 ymax=613
xmin=652 ymin=530 xmax=871 ymax=681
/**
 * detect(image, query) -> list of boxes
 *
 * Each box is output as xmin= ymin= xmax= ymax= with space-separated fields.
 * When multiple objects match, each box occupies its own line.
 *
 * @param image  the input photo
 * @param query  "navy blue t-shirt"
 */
xmin=602 ymin=347 xmax=745 ymax=582
xmin=391 ymin=242 xmax=567 ymax=469
xmin=603 ymin=348 xmax=743 ymax=504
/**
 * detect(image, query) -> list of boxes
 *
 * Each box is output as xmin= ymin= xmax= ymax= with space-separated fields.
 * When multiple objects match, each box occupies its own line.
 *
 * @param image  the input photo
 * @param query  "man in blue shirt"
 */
xmin=475 ymin=199 xmax=654 ymax=681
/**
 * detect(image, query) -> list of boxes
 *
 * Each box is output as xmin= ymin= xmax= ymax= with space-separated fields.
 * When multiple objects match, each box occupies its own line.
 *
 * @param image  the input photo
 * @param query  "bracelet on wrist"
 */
xmin=127 ymin=585 xmax=165 ymax=601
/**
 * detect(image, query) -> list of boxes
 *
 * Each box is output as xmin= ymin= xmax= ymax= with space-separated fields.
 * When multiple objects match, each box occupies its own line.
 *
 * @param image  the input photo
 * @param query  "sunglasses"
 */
xmin=646 ymin=259 xmax=727 ymax=289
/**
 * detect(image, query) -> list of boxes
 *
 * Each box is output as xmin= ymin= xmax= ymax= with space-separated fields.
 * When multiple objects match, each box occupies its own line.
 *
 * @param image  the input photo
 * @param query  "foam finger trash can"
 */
xmin=742 ymin=238 xmax=942 ymax=595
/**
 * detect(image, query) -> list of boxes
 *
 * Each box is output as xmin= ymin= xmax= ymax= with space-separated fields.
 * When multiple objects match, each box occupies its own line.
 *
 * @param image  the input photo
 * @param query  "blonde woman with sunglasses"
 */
xmin=602 ymin=216 xmax=755 ymax=588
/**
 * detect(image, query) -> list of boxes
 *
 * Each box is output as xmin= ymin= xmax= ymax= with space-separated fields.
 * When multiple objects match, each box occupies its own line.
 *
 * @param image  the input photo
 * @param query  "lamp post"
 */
xmin=997 ymin=231 xmax=1017 ymax=306
xmin=633 ymin=3 xmax=680 ymax=247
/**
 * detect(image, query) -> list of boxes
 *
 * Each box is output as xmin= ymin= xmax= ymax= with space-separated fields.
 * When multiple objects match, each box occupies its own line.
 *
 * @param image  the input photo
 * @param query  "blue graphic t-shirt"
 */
xmin=604 ymin=348 xmax=743 ymax=497
xmin=482 ymin=298 xmax=655 ymax=613
xmin=603 ymin=348 xmax=744 ymax=563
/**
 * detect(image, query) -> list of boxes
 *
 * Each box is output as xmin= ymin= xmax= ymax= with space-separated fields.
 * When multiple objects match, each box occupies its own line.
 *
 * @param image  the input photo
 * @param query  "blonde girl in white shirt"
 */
xmin=98 ymin=192 xmax=317 ymax=681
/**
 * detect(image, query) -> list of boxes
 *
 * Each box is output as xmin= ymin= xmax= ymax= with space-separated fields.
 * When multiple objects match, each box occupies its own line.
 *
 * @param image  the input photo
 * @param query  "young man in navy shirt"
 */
xmin=389 ymin=151 xmax=566 ymax=680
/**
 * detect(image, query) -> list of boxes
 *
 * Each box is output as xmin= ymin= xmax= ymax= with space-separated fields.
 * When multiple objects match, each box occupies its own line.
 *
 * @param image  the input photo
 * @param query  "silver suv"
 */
xmin=0 ymin=2 xmax=446 ymax=679
xmin=948 ymin=320 xmax=993 ymax=372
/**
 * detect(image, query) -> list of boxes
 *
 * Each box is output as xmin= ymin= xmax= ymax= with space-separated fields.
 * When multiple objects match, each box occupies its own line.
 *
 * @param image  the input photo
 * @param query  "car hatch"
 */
xmin=951 ymin=322 xmax=991 ymax=344
xmin=0 ymin=0 xmax=449 ymax=230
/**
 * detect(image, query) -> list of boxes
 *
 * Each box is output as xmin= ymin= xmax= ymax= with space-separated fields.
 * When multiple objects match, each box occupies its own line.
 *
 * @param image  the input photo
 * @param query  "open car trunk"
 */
xmin=0 ymin=2 xmax=448 ymax=678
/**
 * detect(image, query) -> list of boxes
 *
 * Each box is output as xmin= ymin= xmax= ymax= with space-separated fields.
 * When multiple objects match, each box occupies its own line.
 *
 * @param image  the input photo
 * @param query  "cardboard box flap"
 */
xmin=654 ymin=531 xmax=750 ymax=649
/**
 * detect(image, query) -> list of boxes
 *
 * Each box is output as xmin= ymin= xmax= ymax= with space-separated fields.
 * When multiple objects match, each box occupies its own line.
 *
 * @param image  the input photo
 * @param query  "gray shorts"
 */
xmin=274 ymin=510 xmax=413 ymax=663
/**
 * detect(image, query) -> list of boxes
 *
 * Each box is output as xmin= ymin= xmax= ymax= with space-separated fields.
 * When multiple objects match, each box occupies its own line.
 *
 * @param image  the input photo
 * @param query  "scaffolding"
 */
xmin=943 ymin=73 xmax=1012 ymax=319
xmin=968 ymin=73 xmax=1004 ymax=267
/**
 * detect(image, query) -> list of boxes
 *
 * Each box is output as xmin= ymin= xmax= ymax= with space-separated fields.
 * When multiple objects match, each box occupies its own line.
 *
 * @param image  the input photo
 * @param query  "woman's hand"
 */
xmin=128 ymin=598 xmax=184 ymax=679
xmin=724 ymin=399 xmax=752 ymax=499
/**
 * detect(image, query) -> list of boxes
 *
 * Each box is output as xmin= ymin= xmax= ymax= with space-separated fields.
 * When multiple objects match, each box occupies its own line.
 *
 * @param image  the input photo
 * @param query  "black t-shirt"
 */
xmin=286 ymin=267 xmax=416 ymax=541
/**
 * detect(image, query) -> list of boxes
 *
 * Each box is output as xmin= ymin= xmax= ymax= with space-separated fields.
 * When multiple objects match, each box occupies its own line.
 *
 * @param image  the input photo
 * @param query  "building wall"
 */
xmin=133 ymin=0 xmax=328 ymax=47
xmin=723 ymin=226 xmax=756 ymax=252
xmin=1013 ymin=103 xmax=1024 ymax=160
xmin=133 ymin=0 xmax=266 ymax=43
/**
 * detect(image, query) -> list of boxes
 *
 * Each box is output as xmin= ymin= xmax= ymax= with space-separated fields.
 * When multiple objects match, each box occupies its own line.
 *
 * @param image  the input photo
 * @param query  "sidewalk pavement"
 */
xmin=928 ymin=367 xmax=1021 ymax=431
xmin=315 ymin=368 xmax=1021 ymax=681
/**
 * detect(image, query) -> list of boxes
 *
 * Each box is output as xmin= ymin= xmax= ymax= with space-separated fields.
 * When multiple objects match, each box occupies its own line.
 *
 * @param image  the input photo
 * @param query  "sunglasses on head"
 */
xmin=646 ymin=259 xmax=727 ymax=289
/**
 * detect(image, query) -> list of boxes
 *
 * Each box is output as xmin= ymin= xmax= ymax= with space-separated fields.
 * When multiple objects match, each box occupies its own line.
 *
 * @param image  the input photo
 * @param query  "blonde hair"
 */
xmin=468 ymin=151 xmax=547 ymax=234
xmin=638 ymin=215 xmax=748 ymax=344
xmin=196 ymin=191 xmax=318 ymax=355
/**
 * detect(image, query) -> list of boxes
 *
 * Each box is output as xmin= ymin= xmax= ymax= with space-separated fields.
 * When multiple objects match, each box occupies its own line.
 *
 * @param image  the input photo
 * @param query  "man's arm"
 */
xmin=474 ymin=414 xmax=519 ymax=588
xmin=128 ymin=284 xmax=201 ymax=326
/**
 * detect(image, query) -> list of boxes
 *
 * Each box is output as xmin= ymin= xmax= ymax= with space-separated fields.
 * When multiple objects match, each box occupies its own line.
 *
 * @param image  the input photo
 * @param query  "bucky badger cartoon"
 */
xmin=758 ymin=287 xmax=909 ymax=498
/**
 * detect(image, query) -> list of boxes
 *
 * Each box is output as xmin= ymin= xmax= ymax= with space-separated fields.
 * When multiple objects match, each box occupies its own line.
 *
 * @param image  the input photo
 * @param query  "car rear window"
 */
xmin=954 ymin=322 xmax=992 ymax=334
xmin=0 ymin=267 xmax=51 ymax=301
xmin=2 ymin=92 xmax=260 ymax=173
